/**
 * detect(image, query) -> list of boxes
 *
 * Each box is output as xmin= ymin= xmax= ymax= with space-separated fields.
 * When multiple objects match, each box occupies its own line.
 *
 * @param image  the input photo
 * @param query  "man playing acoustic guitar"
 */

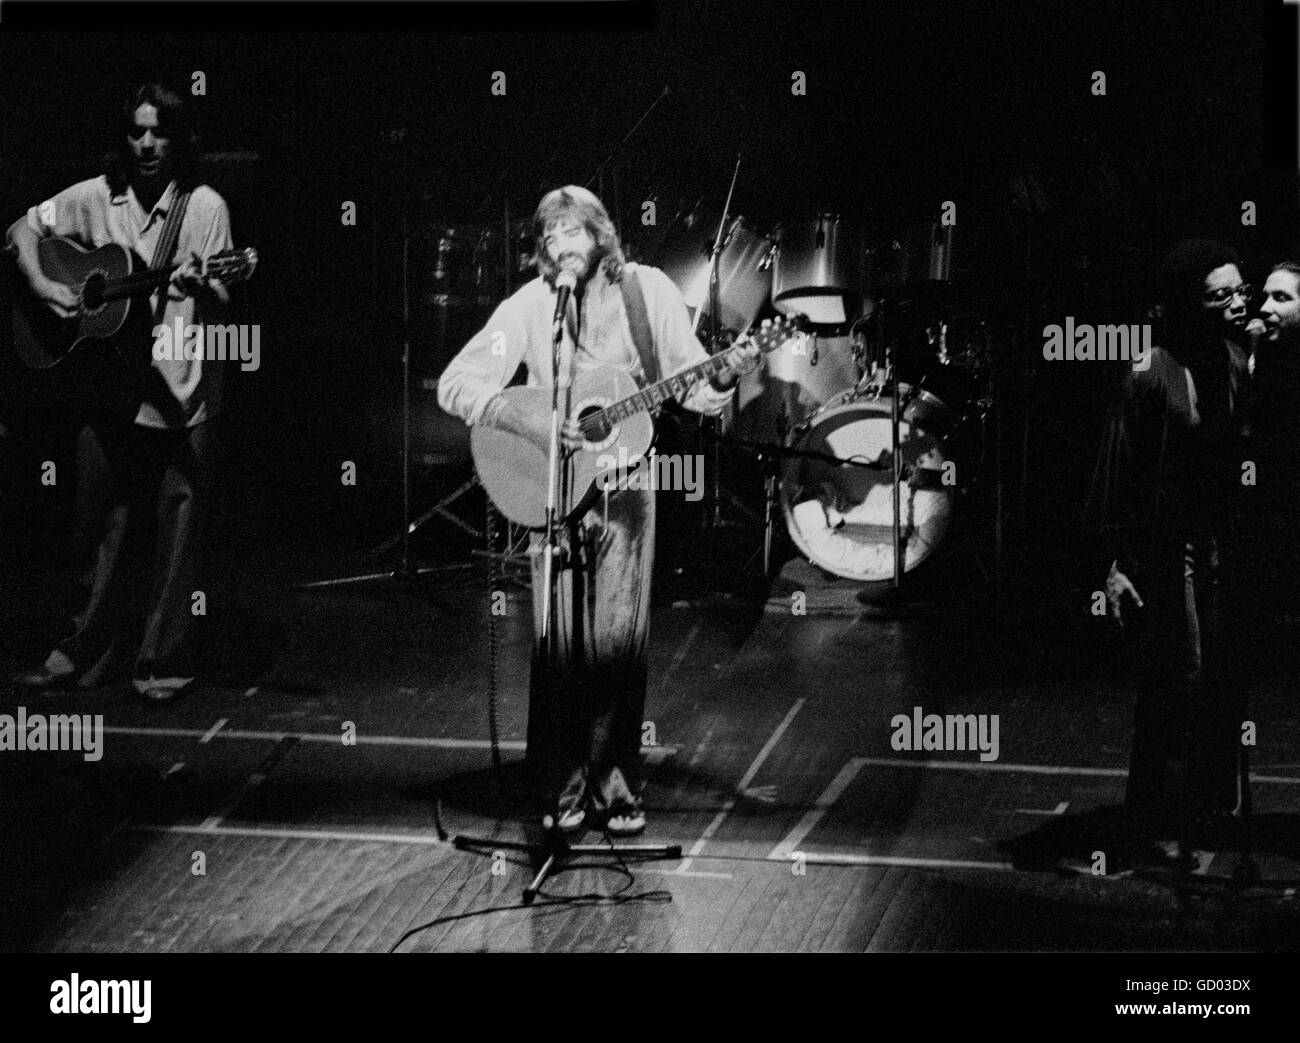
xmin=439 ymin=186 xmax=760 ymax=835
xmin=7 ymin=82 xmax=236 ymax=702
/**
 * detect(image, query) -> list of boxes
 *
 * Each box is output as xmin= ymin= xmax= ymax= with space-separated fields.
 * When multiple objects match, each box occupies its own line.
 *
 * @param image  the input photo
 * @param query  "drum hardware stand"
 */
xmin=453 ymin=271 xmax=680 ymax=903
xmin=377 ymin=475 xmax=484 ymax=548
xmin=845 ymin=297 xmax=916 ymax=610
xmin=698 ymin=153 xmax=761 ymax=538
xmin=965 ymin=322 xmax=1002 ymax=593
xmin=299 ymin=130 xmax=482 ymax=591
xmin=302 ymin=180 xmax=543 ymax=591
xmin=390 ymin=195 xmax=526 ymax=551
xmin=877 ymin=299 xmax=906 ymax=592
xmin=760 ymin=411 xmax=791 ymax=576
xmin=468 ymin=514 xmax=532 ymax=589
xmin=889 ymin=344 xmax=905 ymax=591
xmin=717 ymin=430 xmax=898 ymax=582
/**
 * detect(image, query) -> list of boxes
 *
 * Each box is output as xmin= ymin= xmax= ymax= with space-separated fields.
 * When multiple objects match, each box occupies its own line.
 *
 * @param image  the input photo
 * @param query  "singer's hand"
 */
xmin=711 ymin=338 xmax=762 ymax=390
xmin=31 ymin=277 xmax=81 ymax=319
xmin=728 ymin=338 xmax=763 ymax=377
xmin=1104 ymin=560 xmax=1143 ymax=627
xmin=561 ymin=418 xmax=585 ymax=450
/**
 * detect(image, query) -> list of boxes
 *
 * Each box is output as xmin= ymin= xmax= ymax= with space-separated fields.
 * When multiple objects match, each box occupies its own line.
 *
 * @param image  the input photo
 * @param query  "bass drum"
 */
xmin=779 ymin=391 xmax=957 ymax=581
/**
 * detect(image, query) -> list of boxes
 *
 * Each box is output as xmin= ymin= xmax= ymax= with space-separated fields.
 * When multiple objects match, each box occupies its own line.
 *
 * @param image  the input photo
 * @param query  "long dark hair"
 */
xmin=532 ymin=185 xmax=626 ymax=284
xmin=104 ymin=82 xmax=200 ymax=194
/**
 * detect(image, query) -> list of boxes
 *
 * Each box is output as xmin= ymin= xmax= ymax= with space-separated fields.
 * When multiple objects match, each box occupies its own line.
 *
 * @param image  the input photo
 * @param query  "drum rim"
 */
xmin=774 ymin=213 xmax=849 ymax=235
xmin=667 ymin=206 xmax=771 ymax=238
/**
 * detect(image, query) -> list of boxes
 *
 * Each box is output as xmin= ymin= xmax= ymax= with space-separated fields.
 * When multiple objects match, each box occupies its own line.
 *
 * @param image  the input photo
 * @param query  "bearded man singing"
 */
xmin=439 ymin=186 xmax=759 ymax=835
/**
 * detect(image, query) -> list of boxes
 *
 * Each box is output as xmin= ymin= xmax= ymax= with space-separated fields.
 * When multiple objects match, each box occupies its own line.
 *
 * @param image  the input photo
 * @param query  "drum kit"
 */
xmin=392 ymin=193 xmax=995 ymax=587
xmin=651 ymin=201 xmax=994 ymax=585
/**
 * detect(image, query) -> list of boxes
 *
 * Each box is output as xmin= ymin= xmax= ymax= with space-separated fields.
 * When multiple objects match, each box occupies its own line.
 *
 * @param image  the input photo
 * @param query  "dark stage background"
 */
xmin=0 ymin=0 xmax=1295 ymax=660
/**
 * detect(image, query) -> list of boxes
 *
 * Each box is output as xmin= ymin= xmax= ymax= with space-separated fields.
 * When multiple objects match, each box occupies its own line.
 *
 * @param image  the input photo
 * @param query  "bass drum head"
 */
xmin=779 ymin=397 xmax=956 ymax=582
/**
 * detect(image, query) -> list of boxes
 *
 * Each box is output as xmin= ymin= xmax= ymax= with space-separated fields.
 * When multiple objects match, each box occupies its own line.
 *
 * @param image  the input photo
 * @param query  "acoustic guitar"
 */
xmin=472 ymin=315 xmax=805 ymax=527
xmin=8 ymin=236 xmax=257 ymax=402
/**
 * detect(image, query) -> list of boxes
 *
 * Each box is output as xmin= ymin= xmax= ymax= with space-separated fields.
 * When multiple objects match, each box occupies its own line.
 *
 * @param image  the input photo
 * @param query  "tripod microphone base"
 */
xmin=453 ymin=831 xmax=682 ymax=904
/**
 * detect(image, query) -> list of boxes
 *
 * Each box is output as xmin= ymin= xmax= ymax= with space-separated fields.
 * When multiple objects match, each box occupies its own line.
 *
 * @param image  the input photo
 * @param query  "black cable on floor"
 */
xmin=387 ymin=830 xmax=672 ymax=952
xmin=485 ymin=497 xmax=503 ymax=778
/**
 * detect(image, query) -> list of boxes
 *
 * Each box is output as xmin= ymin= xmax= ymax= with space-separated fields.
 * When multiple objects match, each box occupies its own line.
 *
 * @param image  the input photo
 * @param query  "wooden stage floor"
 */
xmin=3 ymin=537 xmax=1299 ymax=953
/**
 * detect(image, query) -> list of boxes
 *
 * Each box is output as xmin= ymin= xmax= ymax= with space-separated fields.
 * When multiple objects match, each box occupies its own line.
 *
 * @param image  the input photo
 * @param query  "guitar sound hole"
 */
xmin=82 ymin=273 xmax=106 ymax=310
xmin=576 ymin=405 xmax=611 ymax=443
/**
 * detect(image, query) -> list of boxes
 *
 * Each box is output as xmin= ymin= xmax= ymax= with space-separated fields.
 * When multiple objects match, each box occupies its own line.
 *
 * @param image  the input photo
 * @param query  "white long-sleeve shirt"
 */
xmin=437 ymin=261 xmax=733 ymax=426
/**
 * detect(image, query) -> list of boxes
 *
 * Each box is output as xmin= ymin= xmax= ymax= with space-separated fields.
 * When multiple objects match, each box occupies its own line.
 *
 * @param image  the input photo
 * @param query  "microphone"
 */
xmin=553 ymin=269 xmax=577 ymax=324
xmin=1246 ymin=317 xmax=1266 ymax=347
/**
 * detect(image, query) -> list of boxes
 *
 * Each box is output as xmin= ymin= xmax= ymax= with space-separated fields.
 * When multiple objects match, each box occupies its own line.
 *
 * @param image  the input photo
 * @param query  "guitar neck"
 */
xmin=600 ymin=344 xmax=741 ymax=424
xmin=99 ymin=263 xmax=181 ymax=302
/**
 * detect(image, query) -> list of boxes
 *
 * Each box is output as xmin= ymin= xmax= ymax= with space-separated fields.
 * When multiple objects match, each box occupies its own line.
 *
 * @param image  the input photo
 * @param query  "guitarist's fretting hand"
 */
xmin=172 ymin=251 xmax=231 ymax=304
xmin=31 ymin=276 xmax=81 ymax=319
xmin=709 ymin=336 xmax=764 ymax=391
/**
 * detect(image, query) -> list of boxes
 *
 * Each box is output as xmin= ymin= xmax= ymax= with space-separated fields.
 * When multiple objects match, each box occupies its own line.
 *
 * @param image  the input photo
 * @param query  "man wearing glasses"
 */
xmin=1086 ymin=240 xmax=1251 ymax=869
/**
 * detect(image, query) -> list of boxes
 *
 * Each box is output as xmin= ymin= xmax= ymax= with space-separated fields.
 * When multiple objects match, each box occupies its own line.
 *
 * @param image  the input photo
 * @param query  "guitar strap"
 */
xmin=619 ymin=262 xmax=660 ymax=387
xmin=149 ymin=186 xmax=192 ymax=319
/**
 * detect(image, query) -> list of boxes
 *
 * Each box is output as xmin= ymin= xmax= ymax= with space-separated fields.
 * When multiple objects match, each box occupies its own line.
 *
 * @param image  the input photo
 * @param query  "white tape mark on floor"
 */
xmin=769 ymin=757 xmax=867 ymax=861
xmin=657 ymin=622 xmax=701 ymax=692
xmin=137 ymin=823 xmax=448 ymax=846
xmin=768 ymin=851 xmax=1015 ymax=872
xmin=1014 ymin=800 xmax=1071 ymax=816
xmin=641 ymin=866 xmax=734 ymax=881
xmin=99 ymin=725 xmax=676 ymax=760
xmin=199 ymin=718 xmax=228 ymax=744
xmin=680 ymin=698 xmax=805 ymax=870
xmin=126 ymin=824 xmax=1024 ymax=875
xmin=849 ymin=757 xmax=1300 ymax=784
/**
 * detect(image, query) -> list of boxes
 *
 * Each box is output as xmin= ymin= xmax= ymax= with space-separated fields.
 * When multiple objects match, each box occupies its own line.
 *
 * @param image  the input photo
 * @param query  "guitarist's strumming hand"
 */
xmin=480 ymin=392 xmax=586 ymax=453
xmin=172 ymin=251 xmax=231 ymax=305
xmin=560 ymin=418 xmax=586 ymax=451
xmin=31 ymin=276 xmax=81 ymax=320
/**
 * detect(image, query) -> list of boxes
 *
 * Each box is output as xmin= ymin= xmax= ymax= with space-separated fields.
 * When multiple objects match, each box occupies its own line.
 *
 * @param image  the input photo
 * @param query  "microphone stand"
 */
xmin=845 ymin=297 xmax=911 ymax=611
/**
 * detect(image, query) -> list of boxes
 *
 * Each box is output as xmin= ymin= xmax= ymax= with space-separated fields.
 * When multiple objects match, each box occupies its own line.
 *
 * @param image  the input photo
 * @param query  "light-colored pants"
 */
xmin=526 ymin=485 xmax=655 ymax=815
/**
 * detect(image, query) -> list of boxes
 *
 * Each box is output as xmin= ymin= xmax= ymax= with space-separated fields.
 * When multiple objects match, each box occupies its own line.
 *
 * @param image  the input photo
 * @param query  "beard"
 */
xmin=555 ymin=243 xmax=603 ymax=285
